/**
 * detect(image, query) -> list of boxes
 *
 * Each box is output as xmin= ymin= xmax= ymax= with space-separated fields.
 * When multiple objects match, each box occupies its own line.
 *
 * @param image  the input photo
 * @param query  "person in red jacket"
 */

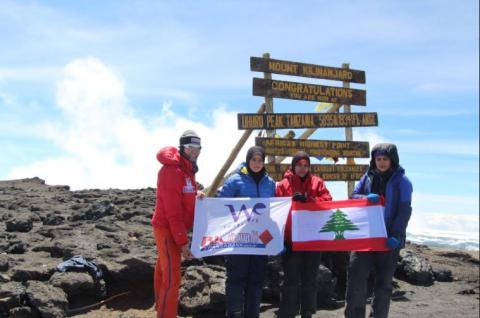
xmin=151 ymin=130 xmax=203 ymax=318
xmin=276 ymin=151 xmax=332 ymax=318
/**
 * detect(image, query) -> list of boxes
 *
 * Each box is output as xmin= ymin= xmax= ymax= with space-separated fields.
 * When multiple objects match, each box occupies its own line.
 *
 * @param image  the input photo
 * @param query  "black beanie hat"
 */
xmin=291 ymin=151 xmax=311 ymax=170
xmin=246 ymin=146 xmax=265 ymax=163
xmin=179 ymin=130 xmax=201 ymax=148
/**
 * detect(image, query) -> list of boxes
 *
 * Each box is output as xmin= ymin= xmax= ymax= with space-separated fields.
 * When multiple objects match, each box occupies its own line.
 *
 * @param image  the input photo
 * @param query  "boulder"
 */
xmin=42 ymin=214 xmax=65 ymax=226
xmin=9 ymin=306 xmax=38 ymax=318
xmin=179 ymin=265 xmax=226 ymax=315
xmin=0 ymin=281 xmax=26 ymax=313
xmin=71 ymin=200 xmax=115 ymax=221
xmin=7 ymin=241 xmax=27 ymax=254
xmin=12 ymin=262 xmax=55 ymax=282
xmin=316 ymin=264 xmax=338 ymax=308
xmin=0 ymin=254 xmax=9 ymax=271
xmin=433 ymin=268 xmax=453 ymax=282
xmin=49 ymin=271 xmax=106 ymax=298
xmin=105 ymin=256 xmax=155 ymax=285
xmin=6 ymin=217 xmax=33 ymax=232
xmin=264 ymin=256 xmax=283 ymax=302
xmin=26 ymin=280 xmax=69 ymax=318
xmin=396 ymin=250 xmax=434 ymax=286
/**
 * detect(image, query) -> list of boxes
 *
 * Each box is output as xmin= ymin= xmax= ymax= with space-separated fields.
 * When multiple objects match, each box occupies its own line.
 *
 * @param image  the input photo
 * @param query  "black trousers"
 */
xmin=278 ymin=248 xmax=322 ymax=318
xmin=344 ymin=249 xmax=400 ymax=318
xmin=225 ymin=254 xmax=267 ymax=318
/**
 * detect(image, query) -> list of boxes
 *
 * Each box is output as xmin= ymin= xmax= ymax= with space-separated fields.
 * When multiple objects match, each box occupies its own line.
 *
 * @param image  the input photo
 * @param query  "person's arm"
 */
xmin=275 ymin=180 xmax=287 ymax=197
xmin=350 ymin=174 xmax=368 ymax=199
xmin=390 ymin=177 xmax=413 ymax=239
xmin=158 ymin=167 xmax=189 ymax=246
xmin=217 ymin=175 xmax=237 ymax=198
xmin=315 ymin=178 xmax=332 ymax=201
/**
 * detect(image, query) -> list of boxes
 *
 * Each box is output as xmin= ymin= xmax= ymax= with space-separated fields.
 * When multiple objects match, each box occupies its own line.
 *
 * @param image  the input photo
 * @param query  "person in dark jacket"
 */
xmin=217 ymin=146 xmax=276 ymax=318
xmin=276 ymin=151 xmax=332 ymax=318
xmin=345 ymin=143 xmax=413 ymax=318
xmin=151 ymin=130 xmax=204 ymax=318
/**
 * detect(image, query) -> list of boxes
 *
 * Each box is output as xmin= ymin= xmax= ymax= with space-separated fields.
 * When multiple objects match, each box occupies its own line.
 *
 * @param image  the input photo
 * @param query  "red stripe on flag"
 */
xmin=292 ymin=237 xmax=388 ymax=252
xmin=292 ymin=198 xmax=384 ymax=212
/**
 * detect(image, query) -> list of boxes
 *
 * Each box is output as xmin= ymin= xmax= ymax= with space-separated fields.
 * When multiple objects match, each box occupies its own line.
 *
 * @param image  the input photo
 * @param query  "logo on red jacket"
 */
xmin=183 ymin=178 xmax=195 ymax=193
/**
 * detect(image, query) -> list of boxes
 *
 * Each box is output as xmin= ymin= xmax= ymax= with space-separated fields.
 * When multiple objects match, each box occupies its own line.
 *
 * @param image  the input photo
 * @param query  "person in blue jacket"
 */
xmin=345 ymin=143 xmax=413 ymax=318
xmin=217 ymin=146 xmax=276 ymax=318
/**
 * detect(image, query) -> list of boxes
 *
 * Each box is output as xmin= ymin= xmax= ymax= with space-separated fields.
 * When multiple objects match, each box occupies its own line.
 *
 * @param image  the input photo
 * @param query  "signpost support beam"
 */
xmin=206 ymin=103 xmax=266 ymax=197
xmin=262 ymin=53 xmax=276 ymax=164
xmin=342 ymin=63 xmax=356 ymax=196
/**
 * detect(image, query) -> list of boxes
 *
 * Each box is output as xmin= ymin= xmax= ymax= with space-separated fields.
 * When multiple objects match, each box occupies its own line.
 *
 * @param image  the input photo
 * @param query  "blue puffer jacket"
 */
xmin=352 ymin=167 xmax=413 ymax=247
xmin=218 ymin=162 xmax=275 ymax=198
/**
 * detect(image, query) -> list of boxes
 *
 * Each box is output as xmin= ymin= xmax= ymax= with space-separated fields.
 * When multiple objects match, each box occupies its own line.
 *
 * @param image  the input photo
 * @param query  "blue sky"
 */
xmin=1 ymin=0 xmax=478 ymax=240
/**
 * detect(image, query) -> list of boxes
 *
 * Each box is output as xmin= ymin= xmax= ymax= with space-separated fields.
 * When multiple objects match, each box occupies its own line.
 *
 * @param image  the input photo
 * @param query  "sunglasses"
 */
xmin=184 ymin=144 xmax=202 ymax=150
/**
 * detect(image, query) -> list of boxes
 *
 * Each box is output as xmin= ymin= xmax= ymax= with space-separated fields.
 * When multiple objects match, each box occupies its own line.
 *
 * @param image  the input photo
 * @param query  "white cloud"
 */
xmin=352 ymin=128 xmax=388 ymax=146
xmin=7 ymin=57 xmax=253 ymax=190
xmin=408 ymin=212 xmax=479 ymax=240
xmin=412 ymin=192 xmax=479 ymax=215
xmin=406 ymin=192 xmax=479 ymax=242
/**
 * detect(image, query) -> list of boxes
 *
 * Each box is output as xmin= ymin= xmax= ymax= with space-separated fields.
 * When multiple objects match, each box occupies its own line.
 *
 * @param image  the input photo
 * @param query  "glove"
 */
xmin=366 ymin=193 xmax=380 ymax=203
xmin=386 ymin=236 xmax=400 ymax=250
xmin=292 ymin=192 xmax=307 ymax=202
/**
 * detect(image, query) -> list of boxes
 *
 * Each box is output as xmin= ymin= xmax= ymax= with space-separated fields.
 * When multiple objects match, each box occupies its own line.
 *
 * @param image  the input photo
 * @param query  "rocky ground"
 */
xmin=0 ymin=178 xmax=478 ymax=318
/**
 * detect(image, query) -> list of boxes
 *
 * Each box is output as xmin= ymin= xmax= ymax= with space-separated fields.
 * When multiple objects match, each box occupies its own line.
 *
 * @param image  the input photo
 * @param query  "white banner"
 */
xmin=191 ymin=197 xmax=291 ymax=258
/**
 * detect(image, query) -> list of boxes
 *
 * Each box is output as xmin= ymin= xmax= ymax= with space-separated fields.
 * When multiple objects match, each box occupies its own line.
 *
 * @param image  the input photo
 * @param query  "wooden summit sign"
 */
xmin=251 ymin=56 xmax=366 ymax=83
xmin=256 ymin=137 xmax=370 ymax=158
xmin=238 ymin=112 xmax=378 ymax=130
xmin=265 ymin=164 xmax=369 ymax=182
xmin=253 ymin=78 xmax=366 ymax=106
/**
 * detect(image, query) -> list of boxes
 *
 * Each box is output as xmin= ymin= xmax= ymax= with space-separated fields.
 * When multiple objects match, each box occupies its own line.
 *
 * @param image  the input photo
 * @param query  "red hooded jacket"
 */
xmin=152 ymin=146 xmax=197 ymax=246
xmin=276 ymin=169 xmax=332 ymax=243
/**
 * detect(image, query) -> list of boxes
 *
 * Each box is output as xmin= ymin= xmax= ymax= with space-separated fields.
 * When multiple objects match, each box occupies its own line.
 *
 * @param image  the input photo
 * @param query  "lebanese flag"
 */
xmin=291 ymin=199 xmax=388 ymax=252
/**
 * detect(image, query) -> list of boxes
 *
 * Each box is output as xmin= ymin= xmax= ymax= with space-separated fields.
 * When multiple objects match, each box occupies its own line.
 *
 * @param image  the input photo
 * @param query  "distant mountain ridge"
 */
xmin=407 ymin=231 xmax=479 ymax=251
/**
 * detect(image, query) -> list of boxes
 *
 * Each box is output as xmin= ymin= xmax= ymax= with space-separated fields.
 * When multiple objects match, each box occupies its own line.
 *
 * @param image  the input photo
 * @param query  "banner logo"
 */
xmin=225 ymin=202 xmax=266 ymax=222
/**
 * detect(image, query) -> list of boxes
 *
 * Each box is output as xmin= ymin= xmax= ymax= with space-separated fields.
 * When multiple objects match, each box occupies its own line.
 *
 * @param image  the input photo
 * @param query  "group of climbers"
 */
xmin=152 ymin=130 xmax=412 ymax=318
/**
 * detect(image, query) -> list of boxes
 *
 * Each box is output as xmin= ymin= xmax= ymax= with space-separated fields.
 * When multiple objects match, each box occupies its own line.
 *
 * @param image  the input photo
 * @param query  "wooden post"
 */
xmin=262 ymin=53 xmax=276 ymax=164
xmin=206 ymin=103 xmax=266 ymax=197
xmin=342 ymin=63 xmax=355 ymax=196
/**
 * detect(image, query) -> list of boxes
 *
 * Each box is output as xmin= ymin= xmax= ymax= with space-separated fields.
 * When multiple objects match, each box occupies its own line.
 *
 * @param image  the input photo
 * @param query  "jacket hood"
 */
xmin=282 ymin=167 xmax=311 ymax=181
xmin=233 ymin=161 xmax=267 ymax=180
xmin=370 ymin=143 xmax=400 ymax=170
xmin=234 ymin=161 xmax=250 ymax=176
xmin=157 ymin=146 xmax=182 ymax=166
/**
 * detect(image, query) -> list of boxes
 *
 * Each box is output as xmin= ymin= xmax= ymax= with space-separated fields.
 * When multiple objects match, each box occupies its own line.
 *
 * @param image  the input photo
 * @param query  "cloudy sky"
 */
xmin=1 ymin=0 xmax=478 ymax=240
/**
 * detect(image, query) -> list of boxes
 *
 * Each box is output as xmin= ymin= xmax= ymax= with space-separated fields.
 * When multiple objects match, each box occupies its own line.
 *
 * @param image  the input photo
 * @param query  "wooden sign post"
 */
xmin=342 ymin=63 xmax=356 ymax=194
xmin=207 ymin=53 xmax=376 ymax=198
xmin=250 ymin=57 xmax=366 ymax=83
xmin=252 ymin=78 xmax=366 ymax=106
xmin=262 ymin=53 xmax=276 ymax=164
xmin=248 ymin=55 xmax=375 ymax=196
xmin=265 ymin=164 xmax=369 ymax=182
xmin=255 ymin=137 xmax=370 ymax=158
xmin=238 ymin=112 xmax=378 ymax=130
